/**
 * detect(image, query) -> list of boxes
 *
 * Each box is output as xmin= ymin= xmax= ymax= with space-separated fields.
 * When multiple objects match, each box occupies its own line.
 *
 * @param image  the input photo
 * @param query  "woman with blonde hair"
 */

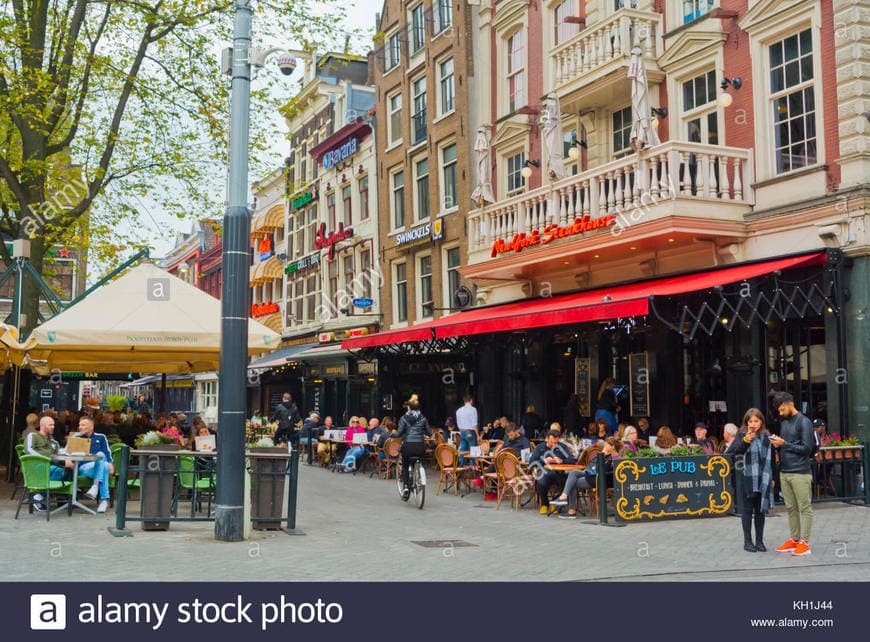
xmin=653 ymin=426 xmax=677 ymax=454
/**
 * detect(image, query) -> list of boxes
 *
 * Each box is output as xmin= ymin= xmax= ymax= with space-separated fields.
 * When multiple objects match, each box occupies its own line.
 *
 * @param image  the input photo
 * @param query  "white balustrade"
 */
xmin=467 ymin=142 xmax=755 ymax=254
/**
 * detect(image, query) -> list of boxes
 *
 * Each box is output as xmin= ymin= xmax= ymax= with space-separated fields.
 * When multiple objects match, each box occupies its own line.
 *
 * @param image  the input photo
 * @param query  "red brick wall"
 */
xmin=818 ymin=0 xmax=841 ymax=189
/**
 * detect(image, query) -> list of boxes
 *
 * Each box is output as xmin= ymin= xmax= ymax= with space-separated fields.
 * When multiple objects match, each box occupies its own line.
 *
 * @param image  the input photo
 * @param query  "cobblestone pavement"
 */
xmin=1 ymin=463 xmax=868 ymax=582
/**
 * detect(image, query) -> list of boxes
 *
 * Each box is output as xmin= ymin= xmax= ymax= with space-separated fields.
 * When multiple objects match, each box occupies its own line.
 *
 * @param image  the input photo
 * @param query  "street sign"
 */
xmin=352 ymin=297 xmax=374 ymax=308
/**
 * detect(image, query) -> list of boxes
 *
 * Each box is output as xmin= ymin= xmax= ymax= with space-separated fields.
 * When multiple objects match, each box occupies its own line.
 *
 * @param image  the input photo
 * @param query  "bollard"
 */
xmin=863 ymin=442 xmax=869 ymax=506
xmin=108 ymin=445 xmax=132 ymax=537
xmin=285 ymin=448 xmax=304 ymax=535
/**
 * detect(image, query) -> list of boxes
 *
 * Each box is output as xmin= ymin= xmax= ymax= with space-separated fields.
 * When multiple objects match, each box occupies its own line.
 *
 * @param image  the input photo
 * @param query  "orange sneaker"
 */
xmin=775 ymin=539 xmax=798 ymax=552
xmin=791 ymin=541 xmax=811 ymax=556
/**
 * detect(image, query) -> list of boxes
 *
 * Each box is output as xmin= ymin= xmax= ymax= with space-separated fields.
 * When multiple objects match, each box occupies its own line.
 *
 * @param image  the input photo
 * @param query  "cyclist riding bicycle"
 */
xmin=393 ymin=395 xmax=432 ymax=500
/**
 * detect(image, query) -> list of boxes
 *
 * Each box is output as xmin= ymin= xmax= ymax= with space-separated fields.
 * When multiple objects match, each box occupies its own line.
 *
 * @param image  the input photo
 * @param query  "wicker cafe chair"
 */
xmin=15 ymin=455 xmax=74 ymax=521
xmin=496 ymin=451 xmax=536 ymax=511
xmin=379 ymin=438 xmax=401 ymax=480
xmin=434 ymin=444 xmax=473 ymax=496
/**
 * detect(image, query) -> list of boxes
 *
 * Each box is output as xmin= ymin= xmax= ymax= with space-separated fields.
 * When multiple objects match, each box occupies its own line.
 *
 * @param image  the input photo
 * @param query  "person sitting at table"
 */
xmin=653 ymin=426 xmax=677 ymax=454
xmin=551 ymin=437 xmax=623 ymax=519
xmin=693 ymin=422 xmax=716 ymax=454
xmin=482 ymin=417 xmax=505 ymax=442
xmin=622 ymin=425 xmax=639 ymax=455
xmin=529 ymin=429 xmax=577 ymax=514
xmin=25 ymin=416 xmax=76 ymax=511
xmin=72 ymin=415 xmax=112 ymax=513
xmin=635 ymin=417 xmax=652 ymax=446
xmin=720 ymin=423 xmax=739 ymax=454
xmin=341 ymin=417 xmax=368 ymax=472
xmin=471 ymin=422 xmax=531 ymax=492
xmin=520 ymin=404 xmax=546 ymax=439
xmin=316 ymin=416 xmax=335 ymax=466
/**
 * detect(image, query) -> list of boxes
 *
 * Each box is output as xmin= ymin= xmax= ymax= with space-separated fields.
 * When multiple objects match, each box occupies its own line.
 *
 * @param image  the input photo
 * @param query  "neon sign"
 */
xmin=490 ymin=215 xmax=617 ymax=258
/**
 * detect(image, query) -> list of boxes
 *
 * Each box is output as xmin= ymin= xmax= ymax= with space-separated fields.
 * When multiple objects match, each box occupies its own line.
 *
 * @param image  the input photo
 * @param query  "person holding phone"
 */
xmin=728 ymin=408 xmax=773 ymax=552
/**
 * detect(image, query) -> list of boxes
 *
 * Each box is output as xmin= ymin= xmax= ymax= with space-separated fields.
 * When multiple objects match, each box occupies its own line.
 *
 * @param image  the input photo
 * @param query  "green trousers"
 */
xmin=780 ymin=472 xmax=813 ymax=541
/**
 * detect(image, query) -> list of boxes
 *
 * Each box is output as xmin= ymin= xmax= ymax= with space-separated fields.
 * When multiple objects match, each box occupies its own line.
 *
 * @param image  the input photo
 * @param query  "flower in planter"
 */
xmin=253 ymin=437 xmax=277 ymax=448
xmin=134 ymin=430 xmax=177 ymax=447
xmin=160 ymin=426 xmax=183 ymax=444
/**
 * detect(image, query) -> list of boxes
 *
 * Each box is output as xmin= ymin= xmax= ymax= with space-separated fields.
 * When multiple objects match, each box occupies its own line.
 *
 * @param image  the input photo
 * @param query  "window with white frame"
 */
xmin=612 ymin=106 xmax=632 ymax=158
xmin=506 ymin=151 xmax=526 ymax=196
xmin=388 ymin=92 xmax=403 ymax=146
xmin=360 ymin=249 xmax=373 ymax=299
xmin=410 ymin=4 xmax=425 ymax=54
xmin=359 ymin=175 xmax=369 ymax=220
xmin=507 ymin=30 xmax=526 ymax=113
xmin=414 ymin=157 xmax=430 ymax=220
xmin=770 ymin=29 xmax=816 ymax=174
xmin=305 ymin=274 xmax=317 ymax=321
xmin=441 ymin=143 xmax=458 ymax=211
xmin=439 ymin=58 xmax=455 ymax=116
xmin=386 ymin=32 xmax=401 ymax=70
xmin=411 ymin=76 xmax=427 ymax=145
xmin=682 ymin=0 xmax=714 ymax=24
xmin=327 ymin=259 xmax=338 ymax=317
xmin=682 ymin=70 xmax=719 ymax=145
xmin=327 ymin=191 xmax=336 ymax=230
xmin=392 ymin=169 xmax=406 ymax=229
xmin=291 ymin=277 xmax=303 ymax=323
xmin=395 ymin=262 xmax=408 ymax=323
xmin=445 ymin=246 xmax=461 ymax=308
xmin=554 ymin=0 xmax=581 ymax=46
xmin=342 ymin=185 xmax=352 ymax=226
xmin=436 ymin=0 xmax=452 ymax=34
xmin=197 ymin=381 xmax=218 ymax=411
xmin=343 ymin=254 xmax=355 ymax=300
xmin=418 ymin=254 xmax=433 ymax=319
xmin=306 ymin=207 xmax=317 ymax=253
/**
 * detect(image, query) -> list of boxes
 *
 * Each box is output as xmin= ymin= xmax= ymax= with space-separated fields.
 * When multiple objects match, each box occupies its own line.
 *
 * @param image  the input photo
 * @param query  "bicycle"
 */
xmin=396 ymin=454 xmax=426 ymax=509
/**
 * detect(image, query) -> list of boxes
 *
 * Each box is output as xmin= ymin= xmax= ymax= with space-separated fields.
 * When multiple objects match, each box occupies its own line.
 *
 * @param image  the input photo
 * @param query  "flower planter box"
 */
xmin=818 ymin=445 xmax=863 ymax=462
xmin=248 ymin=448 xmax=289 ymax=530
xmin=137 ymin=445 xmax=179 ymax=531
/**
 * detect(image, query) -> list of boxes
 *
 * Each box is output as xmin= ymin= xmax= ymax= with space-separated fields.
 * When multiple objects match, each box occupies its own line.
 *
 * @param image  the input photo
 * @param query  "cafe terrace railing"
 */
xmin=467 ymin=141 xmax=755 ymax=255
xmin=550 ymin=7 xmax=662 ymax=91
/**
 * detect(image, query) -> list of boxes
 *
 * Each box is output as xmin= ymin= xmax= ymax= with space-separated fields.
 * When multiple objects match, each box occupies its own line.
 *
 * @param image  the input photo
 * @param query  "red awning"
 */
xmin=342 ymin=252 xmax=826 ymax=349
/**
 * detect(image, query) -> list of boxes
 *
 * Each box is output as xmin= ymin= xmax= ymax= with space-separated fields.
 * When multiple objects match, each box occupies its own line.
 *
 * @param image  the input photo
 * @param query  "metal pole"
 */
xmin=215 ymin=0 xmax=253 ymax=542
xmin=596 ymin=451 xmax=607 ymax=524
xmin=285 ymin=448 xmax=303 ymax=534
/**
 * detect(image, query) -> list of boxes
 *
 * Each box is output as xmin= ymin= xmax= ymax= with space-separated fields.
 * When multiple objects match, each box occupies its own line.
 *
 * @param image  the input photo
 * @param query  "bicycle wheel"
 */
xmin=413 ymin=460 xmax=425 ymax=509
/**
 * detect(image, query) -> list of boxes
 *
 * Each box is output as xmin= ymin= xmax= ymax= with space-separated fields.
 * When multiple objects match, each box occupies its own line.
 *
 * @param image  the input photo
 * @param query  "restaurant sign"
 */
xmin=322 ymin=136 xmax=359 ymax=169
xmin=315 ymin=222 xmax=353 ymax=260
xmin=396 ymin=219 xmax=443 ymax=248
xmin=613 ymin=455 xmax=732 ymax=521
xmin=251 ymin=301 xmax=279 ymax=318
xmin=291 ymin=187 xmax=317 ymax=210
xmin=490 ymin=214 xmax=616 ymax=258
xmin=284 ymin=252 xmax=320 ymax=275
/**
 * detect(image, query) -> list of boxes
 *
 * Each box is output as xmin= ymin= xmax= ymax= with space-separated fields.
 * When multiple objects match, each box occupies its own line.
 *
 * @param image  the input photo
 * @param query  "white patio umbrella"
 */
xmin=470 ymin=128 xmax=495 ymax=207
xmin=541 ymin=93 xmax=566 ymax=180
xmin=629 ymin=46 xmax=660 ymax=151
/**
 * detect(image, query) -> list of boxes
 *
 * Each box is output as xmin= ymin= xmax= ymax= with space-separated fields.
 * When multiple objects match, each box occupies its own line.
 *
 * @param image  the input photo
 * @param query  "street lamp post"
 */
xmin=215 ymin=0 xmax=254 ymax=541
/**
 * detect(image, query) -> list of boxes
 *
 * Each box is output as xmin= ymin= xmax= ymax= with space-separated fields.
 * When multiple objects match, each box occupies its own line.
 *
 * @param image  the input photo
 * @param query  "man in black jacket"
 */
xmin=392 ymin=397 xmax=431 ymax=499
xmin=529 ymin=429 xmax=577 ymax=513
xmin=271 ymin=393 xmax=301 ymax=446
xmin=770 ymin=392 xmax=814 ymax=556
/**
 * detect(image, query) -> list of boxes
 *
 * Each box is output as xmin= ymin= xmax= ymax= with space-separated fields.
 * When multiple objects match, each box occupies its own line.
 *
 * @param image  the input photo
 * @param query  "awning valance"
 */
xmin=342 ymin=252 xmax=827 ymax=350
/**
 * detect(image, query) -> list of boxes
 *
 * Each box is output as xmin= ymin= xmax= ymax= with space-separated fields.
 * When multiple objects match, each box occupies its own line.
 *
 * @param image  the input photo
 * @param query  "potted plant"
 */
xmin=134 ymin=430 xmax=180 ymax=530
xmin=248 ymin=436 xmax=289 ymax=530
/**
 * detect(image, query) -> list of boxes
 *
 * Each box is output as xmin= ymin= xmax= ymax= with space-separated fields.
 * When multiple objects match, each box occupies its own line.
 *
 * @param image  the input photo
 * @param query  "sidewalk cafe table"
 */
xmin=50 ymin=453 xmax=100 ymax=516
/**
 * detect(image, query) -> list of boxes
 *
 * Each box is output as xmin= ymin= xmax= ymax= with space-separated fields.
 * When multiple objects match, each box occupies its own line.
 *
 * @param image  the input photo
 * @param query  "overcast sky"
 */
xmin=142 ymin=0 xmax=384 ymax=258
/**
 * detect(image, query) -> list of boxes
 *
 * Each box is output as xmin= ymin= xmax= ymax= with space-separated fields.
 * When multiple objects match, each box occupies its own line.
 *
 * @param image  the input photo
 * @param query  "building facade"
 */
xmin=248 ymin=53 xmax=381 ymax=423
xmin=370 ymin=0 xmax=478 ymax=422
xmin=347 ymin=0 xmax=869 ymax=441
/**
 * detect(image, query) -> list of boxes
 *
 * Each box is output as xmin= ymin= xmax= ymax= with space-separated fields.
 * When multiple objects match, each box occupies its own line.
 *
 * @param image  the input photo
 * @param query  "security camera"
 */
xmin=276 ymin=53 xmax=297 ymax=76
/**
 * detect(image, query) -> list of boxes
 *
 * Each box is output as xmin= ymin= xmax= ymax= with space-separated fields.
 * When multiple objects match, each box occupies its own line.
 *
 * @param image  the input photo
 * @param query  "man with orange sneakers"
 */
xmin=770 ymin=392 xmax=815 ymax=556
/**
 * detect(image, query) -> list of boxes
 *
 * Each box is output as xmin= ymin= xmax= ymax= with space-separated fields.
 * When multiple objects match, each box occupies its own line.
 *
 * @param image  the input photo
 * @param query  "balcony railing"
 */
xmin=551 ymin=8 xmax=662 ymax=90
xmin=412 ymin=109 xmax=427 ymax=145
xmin=468 ymin=141 xmax=754 ymax=253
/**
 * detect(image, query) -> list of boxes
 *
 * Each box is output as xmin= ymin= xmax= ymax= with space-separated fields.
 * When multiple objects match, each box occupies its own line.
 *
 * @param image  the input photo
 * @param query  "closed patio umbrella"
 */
xmin=541 ymin=93 xmax=566 ymax=180
xmin=470 ymin=128 xmax=495 ymax=207
xmin=629 ymin=46 xmax=660 ymax=152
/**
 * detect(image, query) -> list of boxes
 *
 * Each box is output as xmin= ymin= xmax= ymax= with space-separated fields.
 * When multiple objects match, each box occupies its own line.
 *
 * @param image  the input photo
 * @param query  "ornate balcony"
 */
xmin=550 ymin=8 xmax=663 ymax=108
xmin=467 ymin=141 xmax=755 ymax=265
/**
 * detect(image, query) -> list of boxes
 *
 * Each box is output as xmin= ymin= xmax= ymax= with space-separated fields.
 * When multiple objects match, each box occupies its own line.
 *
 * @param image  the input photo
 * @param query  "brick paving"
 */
xmin=1 ymin=463 xmax=868 ymax=582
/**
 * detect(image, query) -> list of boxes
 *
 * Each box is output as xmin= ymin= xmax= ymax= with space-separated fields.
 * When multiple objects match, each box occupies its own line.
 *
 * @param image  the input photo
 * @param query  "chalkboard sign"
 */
xmin=629 ymin=352 xmax=650 ymax=417
xmin=268 ymin=390 xmax=284 ymax=414
xmin=574 ymin=357 xmax=591 ymax=416
xmin=614 ymin=455 xmax=732 ymax=521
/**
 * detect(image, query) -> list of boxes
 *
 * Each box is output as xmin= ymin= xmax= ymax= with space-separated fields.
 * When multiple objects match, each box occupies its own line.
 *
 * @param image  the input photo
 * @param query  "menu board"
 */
xmin=574 ymin=357 xmax=591 ymax=416
xmin=614 ymin=455 xmax=733 ymax=521
xmin=629 ymin=352 xmax=650 ymax=417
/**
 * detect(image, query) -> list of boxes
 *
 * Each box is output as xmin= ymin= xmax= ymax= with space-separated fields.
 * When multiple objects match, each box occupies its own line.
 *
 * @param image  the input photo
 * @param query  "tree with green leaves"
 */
xmin=0 ymin=0 xmax=355 ymax=332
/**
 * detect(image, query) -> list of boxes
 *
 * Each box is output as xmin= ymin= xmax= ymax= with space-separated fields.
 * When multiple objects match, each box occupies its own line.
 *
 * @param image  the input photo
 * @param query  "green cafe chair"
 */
xmin=176 ymin=456 xmax=216 ymax=516
xmin=15 ymin=455 xmax=74 ymax=521
xmin=10 ymin=444 xmax=26 ymax=500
